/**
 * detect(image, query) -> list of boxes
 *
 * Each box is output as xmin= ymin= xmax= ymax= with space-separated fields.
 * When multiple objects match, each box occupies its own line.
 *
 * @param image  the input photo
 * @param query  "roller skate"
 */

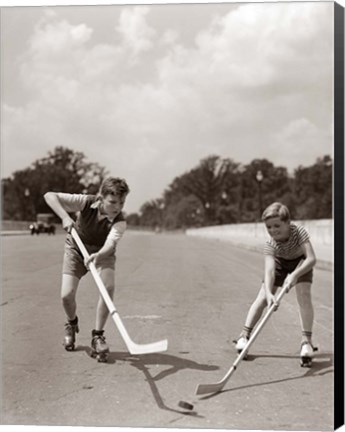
xmin=300 ymin=341 xmax=317 ymax=367
xmin=233 ymin=335 xmax=249 ymax=359
xmin=63 ymin=317 xmax=79 ymax=351
xmin=91 ymin=330 xmax=109 ymax=363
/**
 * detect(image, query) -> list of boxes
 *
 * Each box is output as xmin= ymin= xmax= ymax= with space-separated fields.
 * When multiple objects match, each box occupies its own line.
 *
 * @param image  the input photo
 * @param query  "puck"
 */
xmin=178 ymin=401 xmax=194 ymax=410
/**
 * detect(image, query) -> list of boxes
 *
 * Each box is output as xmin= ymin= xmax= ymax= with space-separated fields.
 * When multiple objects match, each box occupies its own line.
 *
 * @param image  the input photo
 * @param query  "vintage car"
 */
xmin=29 ymin=213 xmax=56 ymax=235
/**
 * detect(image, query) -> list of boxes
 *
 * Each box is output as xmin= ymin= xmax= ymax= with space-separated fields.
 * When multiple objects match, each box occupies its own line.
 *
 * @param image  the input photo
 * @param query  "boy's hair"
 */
xmin=99 ymin=177 xmax=130 ymax=198
xmin=262 ymin=202 xmax=290 ymax=222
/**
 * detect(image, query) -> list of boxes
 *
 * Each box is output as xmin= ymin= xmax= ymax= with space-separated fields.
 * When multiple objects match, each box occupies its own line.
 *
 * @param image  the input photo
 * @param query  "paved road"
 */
xmin=1 ymin=232 xmax=333 ymax=430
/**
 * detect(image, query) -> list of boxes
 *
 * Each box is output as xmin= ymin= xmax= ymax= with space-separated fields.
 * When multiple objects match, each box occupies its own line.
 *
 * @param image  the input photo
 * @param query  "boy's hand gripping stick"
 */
xmin=71 ymin=228 xmax=168 ymax=355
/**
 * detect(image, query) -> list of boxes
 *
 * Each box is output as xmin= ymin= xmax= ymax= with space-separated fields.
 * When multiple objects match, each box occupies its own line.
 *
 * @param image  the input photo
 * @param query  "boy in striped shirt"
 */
xmin=235 ymin=202 xmax=317 ymax=366
xmin=44 ymin=177 xmax=129 ymax=362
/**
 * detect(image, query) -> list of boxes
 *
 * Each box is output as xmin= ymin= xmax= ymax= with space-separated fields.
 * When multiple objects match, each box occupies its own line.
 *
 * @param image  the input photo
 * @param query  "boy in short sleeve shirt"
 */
xmin=235 ymin=202 xmax=317 ymax=364
xmin=44 ymin=177 xmax=129 ymax=362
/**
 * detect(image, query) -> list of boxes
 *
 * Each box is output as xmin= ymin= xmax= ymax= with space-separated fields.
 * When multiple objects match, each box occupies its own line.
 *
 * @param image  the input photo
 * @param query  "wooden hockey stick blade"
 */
xmin=196 ymin=366 xmax=236 ymax=395
xmin=196 ymin=345 xmax=250 ymax=395
xmin=94 ymin=276 xmax=168 ymax=355
xmin=71 ymin=228 xmax=168 ymax=355
xmin=112 ymin=311 xmax=168 ymax=354
xmin=196 ymin=281 xmax=292 ymax=395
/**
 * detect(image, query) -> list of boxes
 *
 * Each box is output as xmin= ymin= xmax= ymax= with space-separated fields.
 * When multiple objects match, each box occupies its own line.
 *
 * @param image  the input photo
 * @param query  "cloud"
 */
xmin=2 ymin=2 xmax=334 ymax=211
xmin=268 ymin=118 xmax=333 ymax=170
xmin=157 ymin=2 xmax=332 ymax=98
xmin=116 ymin=6 xmax=156 ymax=61
xmin=161 ymin=29 xmax=179 ymax=46
xmin=151 ymin=1 xmax=333 ymax=167
xmin=29 ymin=15 xmax=93 ymax=55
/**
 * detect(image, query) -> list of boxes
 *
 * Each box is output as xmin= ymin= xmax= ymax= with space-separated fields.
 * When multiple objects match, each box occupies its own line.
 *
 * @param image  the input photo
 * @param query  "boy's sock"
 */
xmin=92 ymin=329 xmax=104 ymax=337
xmin=242 ymin=326 xmax=253 ymax=339
xmin=302 ymin=330 xmax=312 ymax=344
xmin=68 ymin=316 xmax=78 ymax=326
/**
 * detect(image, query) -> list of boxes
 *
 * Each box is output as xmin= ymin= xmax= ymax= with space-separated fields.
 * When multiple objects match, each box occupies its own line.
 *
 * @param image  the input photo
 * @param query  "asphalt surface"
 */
xmin=1 ymin=231 xmax=333 ymax=430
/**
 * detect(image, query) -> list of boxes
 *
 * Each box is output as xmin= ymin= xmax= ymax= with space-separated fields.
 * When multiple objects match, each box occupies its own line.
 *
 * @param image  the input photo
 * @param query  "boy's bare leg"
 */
xmin=95 ymin=268 xmax=115 ymax=330
xmin=295 ymin=282 xmax=314 ymax=343
xmin=90 ymin=268 xmax=114 ymax=362
xmin=61 ymin=274 xmax=80 ymax=350
xmin=235 ymin=283 xmax=273 ymax=353
xmin=295 ymin=282 xmax=315 ymax=366
xmin=61 ymin=274 xmax=79 ymax=320
xmin=242 ymin=283 xmax=278 ymax=336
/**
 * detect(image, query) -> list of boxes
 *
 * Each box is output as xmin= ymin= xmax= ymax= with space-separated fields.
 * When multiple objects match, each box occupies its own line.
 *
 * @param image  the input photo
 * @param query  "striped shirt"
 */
xmin=263 ymin=223 xmax=310 ymax=260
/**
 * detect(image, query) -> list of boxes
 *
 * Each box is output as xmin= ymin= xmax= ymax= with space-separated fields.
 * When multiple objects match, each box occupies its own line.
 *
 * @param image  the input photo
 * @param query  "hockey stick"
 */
xmin=71 ymin=228 xmax=168 ymax=355
xmin=195 ymin=280 xmax=292 ymax=395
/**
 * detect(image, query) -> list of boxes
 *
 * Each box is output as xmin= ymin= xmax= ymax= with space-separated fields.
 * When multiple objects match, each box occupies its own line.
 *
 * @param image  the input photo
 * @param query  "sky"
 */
xmin=1 ymin=1 xmax=335 ymax=214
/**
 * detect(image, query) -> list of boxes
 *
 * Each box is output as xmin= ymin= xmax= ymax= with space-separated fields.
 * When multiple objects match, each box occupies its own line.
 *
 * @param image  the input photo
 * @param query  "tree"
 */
xmin=139 ymin=199 xmax=164 ymax=229
xmin=121 ymin=154 xmax=333 ymax=230
xmin=163 ymin=155 xmax=241 ymax=226
xmin=240 ymin=159 xmax=292 ymax=222
xmin=163 ymin=194 xmax=203 ymax=229
xmin=293 ymin=155 xmax=332 ymax=219
xmin=2 ymin=147 xmax=108 ymax=221
xmin=126 ymin=213 xmax=141 ymax=227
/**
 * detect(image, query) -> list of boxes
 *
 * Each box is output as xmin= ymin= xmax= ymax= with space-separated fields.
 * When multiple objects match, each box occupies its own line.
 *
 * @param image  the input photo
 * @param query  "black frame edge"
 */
xmin=334 ymin=1 xmax=345 ymax=430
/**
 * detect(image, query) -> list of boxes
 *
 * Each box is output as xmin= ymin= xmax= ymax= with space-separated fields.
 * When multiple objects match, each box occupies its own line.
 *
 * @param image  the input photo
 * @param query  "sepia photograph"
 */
xmin=1 ymin=0 xmax=343 ymax=431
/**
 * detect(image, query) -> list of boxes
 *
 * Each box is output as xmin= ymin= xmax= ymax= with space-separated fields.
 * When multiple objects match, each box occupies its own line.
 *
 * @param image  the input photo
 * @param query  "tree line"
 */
xmin=1 ymin=147 xmax=108 ymax=222
xmin=1 ymin=147 xmax=332 ymax=229
xmin=128 ymin=154 xmax=332 ymax=229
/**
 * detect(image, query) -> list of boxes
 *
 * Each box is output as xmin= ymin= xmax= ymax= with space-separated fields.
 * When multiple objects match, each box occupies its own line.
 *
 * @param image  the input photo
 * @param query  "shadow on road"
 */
xmin=77 ymin=345 xmax=216 ymax=416
xmin=198 ymin=352 xmax=333 ymax=400
xmin=130 ymin=352 xmax=219 ymax=380
xmin=127 ymin=353 xmax=212 ymax=417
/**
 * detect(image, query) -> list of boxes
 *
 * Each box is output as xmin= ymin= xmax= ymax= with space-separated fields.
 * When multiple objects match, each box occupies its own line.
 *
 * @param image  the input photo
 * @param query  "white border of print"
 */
xmin=0 ymin=2 xmax=343 ymax=432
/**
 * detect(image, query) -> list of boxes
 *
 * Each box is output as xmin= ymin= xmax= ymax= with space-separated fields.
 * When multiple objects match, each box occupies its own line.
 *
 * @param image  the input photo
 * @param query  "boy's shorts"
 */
xmin=274 ymin=255 xmax=313 ymax=287
xmin=63 ymin=237 xmax=115 ymax=280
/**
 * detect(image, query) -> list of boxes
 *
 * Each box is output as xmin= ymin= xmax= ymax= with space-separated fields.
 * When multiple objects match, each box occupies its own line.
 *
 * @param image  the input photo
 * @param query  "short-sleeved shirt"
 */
xmin=263 ymin=224 xmax=310 ymax=260
xmin=263 ymin=223 xmax=313 ymax=287
xmin=58 ymin=193 xmax=126 ymax=278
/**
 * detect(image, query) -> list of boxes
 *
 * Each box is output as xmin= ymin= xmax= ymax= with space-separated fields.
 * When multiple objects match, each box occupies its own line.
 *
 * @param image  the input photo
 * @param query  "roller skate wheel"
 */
xmin=237 ymin=349 xmax=248 ymax=359
xmin=300 ymin=357 xmax=312 ymax=368
xmin=64 ymin=344 xmax=75 ymax=351
xmin=91 ymin=349 xmax=108 ymax=362
xmin=96 ymin=353 xmax=108 ymax=363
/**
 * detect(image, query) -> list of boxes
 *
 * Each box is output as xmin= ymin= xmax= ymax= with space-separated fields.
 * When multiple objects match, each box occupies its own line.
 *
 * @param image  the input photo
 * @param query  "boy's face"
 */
xmin=102 ymin=193 xmax=127 ymax=219
xmin=264 ymin=217 xmax=290 ymax=242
